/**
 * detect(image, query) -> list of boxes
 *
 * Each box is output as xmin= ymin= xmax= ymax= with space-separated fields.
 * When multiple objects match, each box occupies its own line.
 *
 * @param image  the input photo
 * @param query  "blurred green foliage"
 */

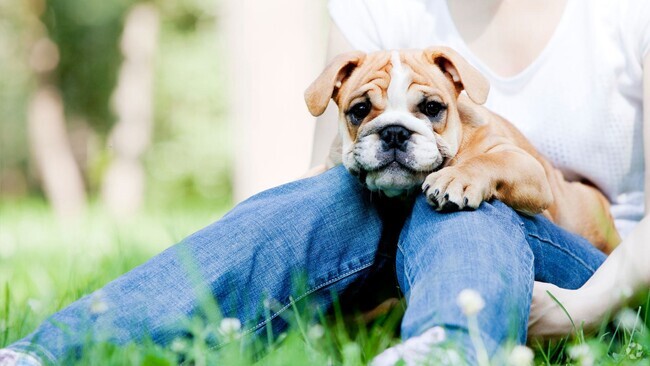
xmin=0 ymin=0 xmax=232 ymax=210
xmin=42 ymin=0 xmax=129 ymax=133
xmin=0 ymin=1 xmax=35 ymax=192
xmin=147 ymin=0 xmax=232 ymax=210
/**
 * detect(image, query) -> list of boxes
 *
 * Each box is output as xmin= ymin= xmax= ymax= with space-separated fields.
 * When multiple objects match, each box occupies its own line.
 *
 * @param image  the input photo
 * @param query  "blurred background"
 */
xmin=0 ymin=0 xmax=329 ymax=218
xmin=0 ymin=0 xmax=336 ymax=338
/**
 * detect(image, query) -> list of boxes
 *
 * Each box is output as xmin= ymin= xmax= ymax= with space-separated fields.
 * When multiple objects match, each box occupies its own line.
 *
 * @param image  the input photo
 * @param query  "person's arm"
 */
xmin=304 ymin=25 xmax=355 ymax=177
xmin=527 ymin=54 xmax=650 ymax=338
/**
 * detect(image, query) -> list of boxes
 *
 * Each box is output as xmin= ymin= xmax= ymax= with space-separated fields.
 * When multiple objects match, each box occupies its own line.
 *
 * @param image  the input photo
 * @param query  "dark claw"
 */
xmin=441 ymin=201 xmax=460 ymax=212
xmin=433 ymin=189 xmax=439 ymax=197
xmin=443 ymin=193 xmax=449 ymax=200
xmin=428 ymin=196 xmax=439 ymax=210
xmin=463 ymin=197 xmax=469 ymax=206
xmin=423 ymin=184 xmax=430 ymax=193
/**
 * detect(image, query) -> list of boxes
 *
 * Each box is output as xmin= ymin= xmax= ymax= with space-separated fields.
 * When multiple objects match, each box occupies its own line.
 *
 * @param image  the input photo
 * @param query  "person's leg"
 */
xmin=393 ymin=198 xmax=606 ymax=364
xmin=523 ymin=213 xmax=606 ymax=289
xmin=4 ymin=166 xmax=386 ymax=364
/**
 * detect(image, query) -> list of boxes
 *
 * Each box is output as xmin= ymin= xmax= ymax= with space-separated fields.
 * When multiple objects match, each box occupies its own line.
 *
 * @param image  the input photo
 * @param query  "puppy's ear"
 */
xmin=457 ymin=95 xmax=488 ymax=126
xmin=424 ymin=46 xmax=489 ymax=105
xmin=305 ymin=51 xmax=365 ymax=116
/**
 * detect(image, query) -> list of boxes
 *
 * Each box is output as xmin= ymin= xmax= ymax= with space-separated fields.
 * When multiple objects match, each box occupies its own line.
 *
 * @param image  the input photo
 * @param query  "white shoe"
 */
xmin=371 ymin=327 xmax=461 ymax=366
xmin=0 ymin=350 xmax=42 ymax=366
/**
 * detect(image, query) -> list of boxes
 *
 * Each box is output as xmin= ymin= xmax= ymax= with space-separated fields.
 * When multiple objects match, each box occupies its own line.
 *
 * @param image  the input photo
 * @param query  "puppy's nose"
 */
xmin=379 ymin=125 xmax=412 ymax=150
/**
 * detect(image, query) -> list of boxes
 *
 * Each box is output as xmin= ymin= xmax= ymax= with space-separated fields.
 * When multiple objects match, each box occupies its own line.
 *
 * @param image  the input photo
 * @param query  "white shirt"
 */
xmin=329 ymin=0 xmax=650 ymax=238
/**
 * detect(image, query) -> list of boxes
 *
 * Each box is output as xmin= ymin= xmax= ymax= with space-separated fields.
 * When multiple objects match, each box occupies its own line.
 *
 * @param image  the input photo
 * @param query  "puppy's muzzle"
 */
xmin=379 ymin=125 xmax=412 ymax=151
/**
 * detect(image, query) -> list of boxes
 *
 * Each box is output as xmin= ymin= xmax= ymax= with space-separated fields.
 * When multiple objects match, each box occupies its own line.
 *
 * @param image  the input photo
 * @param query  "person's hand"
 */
xmin=528 ymin=281 xmax=612 ymax=340
xmin=530 ymin=215 xmax=650 ymax=340
xmin=529 ymin=282 xmax=580 ymax=339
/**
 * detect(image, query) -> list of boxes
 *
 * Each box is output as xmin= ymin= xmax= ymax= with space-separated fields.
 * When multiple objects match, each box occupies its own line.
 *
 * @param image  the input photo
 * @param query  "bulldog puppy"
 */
xmin=305 ymin=47 xmax=620 ymax=253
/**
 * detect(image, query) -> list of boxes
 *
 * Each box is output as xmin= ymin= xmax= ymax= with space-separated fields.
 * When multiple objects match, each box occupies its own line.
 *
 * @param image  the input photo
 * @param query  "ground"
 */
xmin=1 ymin=200 xmax=648 ymax=365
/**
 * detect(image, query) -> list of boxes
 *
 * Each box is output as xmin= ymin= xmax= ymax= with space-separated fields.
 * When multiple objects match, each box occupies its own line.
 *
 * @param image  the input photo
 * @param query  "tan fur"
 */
xmin=306 ymin=48 xmax=621 ymax=253
xmin=424 ymin=47 xmax=490 ymax=105
xmin=455 ymin=97 xmax=621 ymax=252
xmin=305 ymin=51 xmax=366 ymax=116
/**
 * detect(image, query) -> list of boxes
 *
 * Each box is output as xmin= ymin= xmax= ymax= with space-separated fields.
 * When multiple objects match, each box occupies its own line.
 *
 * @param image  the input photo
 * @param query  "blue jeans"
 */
xmin=7 ymin=166 xmax=605 ymax=364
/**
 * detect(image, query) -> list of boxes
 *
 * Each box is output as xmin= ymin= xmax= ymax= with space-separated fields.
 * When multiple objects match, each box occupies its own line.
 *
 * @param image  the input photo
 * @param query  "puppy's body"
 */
xmin=450 ymin=95 xmax=620 ymax=252
xmin=306 ymin=48 xmax=620 ymax=252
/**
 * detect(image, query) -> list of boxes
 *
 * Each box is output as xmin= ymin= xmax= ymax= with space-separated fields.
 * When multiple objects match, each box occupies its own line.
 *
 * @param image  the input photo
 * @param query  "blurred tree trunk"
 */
xmin=223 ymin=0 xmax=327 ymax=202
xmin=101 ymin=3 xmax=159 ymax=216
xmin=27 ymin=28 xmax=87 ymax=217
xmin=28 ymin=85 xmax=87 ymax=216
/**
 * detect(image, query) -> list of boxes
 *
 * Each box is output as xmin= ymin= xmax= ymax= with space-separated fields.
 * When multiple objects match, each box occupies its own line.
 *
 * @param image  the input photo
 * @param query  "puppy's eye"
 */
xmin=419 ymin=100 xmax=446 ymax=119
xmin=347 ymin=101 xmax=371 ymax=125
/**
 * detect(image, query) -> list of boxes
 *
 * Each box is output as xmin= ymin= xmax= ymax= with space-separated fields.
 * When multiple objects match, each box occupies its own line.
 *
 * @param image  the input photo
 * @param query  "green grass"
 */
xmin=0 ymin=200 xmax=648 ymax=365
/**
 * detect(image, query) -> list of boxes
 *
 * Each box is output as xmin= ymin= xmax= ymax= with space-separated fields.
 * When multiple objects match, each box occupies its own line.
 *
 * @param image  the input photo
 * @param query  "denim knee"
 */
xmin=397 ymin=196 xmax=534 ymax=291
xmin=399 ymin=196 xmax=528 ymax=253
xmin=399 ymin=196 xmax=532 ymax=255
xmin=396 ymin=196 xmax=535 ymax=345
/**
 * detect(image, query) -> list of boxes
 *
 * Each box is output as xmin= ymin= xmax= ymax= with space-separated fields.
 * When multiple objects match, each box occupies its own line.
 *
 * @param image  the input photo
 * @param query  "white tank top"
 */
xmin=329 ymin=0 xmax=650 ymax=238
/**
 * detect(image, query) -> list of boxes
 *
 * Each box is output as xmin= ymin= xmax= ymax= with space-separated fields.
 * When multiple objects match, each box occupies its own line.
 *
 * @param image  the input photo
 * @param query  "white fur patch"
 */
xmin=387 ymin=51 xmax=411 ymax=111
xmin=353 ymin=134 xmax=382 ymax=168
xmin=410 ymin=134 xmax=443 ymax=168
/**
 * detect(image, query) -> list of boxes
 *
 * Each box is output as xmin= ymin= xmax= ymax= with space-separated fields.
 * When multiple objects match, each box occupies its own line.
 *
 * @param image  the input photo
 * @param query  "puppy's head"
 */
xmin=305 ymin=47 xmax=489 ymax=197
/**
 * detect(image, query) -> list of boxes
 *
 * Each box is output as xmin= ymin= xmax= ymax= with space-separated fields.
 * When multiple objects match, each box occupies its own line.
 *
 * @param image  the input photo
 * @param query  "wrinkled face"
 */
xmin=337 ymin=51 xmax=464 ymax=196
xmin=305 ymin=47 xmax=489 ymax=197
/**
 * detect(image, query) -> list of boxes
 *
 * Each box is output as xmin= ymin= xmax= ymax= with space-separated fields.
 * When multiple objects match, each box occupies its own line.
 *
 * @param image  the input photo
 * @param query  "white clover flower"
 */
xmin=625 ymin=342 xmax=644 ymax=360
xmin=615 ymin=308 xmax=641 ymax=331
xmin=617 ymin=286 xmax=633 ymax=300
xmin=218 ymin=317 xmax=242 ymax=339
xmin=170 ymin=338 xmax=189 ymax=353
xmin=89 ymin=292 xmax=108 ymax=315
xmin=568 ymin=344 xmax=594 ymax=366
xmin=508 ymin=345 xmax=534 ymax=366
xmin=26 ymin=298 xmax=43 ymax=313
xmin=457 ymin=289 xmax=485 ymax=316
xmin=342 ymin=342 xmax=361 ymax=362
xmin=307 ymin=324 xmax=325 ymax=340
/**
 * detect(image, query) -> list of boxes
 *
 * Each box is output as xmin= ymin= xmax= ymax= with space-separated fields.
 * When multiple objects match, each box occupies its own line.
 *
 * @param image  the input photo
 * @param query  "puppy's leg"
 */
xmin=423 ymin=145 xmax=553 ymax=214
xmin=543 ymin=166 xmax=621 ymax=253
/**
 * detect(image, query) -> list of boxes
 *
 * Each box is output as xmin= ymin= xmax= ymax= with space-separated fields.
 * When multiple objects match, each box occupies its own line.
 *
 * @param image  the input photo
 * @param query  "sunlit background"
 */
xmin=0 ymin=0 xmax=328 ymax=218
xmin=0 ymin=0 xmax=329 ymax=317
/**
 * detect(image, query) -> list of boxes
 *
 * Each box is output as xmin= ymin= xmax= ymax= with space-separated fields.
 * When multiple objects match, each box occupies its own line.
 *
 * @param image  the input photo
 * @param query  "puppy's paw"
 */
xmin=421 ymin=167 xmax=490 ymax=211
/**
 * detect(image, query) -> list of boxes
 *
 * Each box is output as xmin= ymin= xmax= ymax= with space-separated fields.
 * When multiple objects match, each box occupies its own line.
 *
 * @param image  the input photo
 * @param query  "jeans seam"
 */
xmin=527 ymin=233 xmax=597 ymax=273
xmin=210 ymin=260 xmax=375 ymax=349
xmin=523 ymin=244 xmax=534 ymax=340
xmin=395 ymin=243 xmax=414 ymax=291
